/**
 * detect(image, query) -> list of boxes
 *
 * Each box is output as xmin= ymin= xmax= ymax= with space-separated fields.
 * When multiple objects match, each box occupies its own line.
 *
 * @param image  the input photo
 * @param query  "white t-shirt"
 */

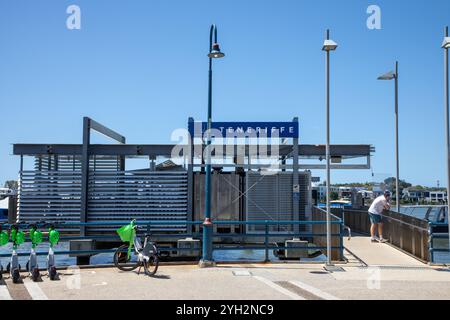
xmin=368 ymin=195 xmax=389 ymax=215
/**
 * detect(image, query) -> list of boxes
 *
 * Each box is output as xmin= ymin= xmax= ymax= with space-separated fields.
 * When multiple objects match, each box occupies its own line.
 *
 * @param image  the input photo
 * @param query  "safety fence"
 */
xmin=312 ymin=207 xmax=344 ymax=261
xmin=332 ymin=207 xmax=450 ymax=264
xmin=429 ymin=222 xmax=450 ymax=264
xmin=0 ymin=219 xmax=345 ymax=263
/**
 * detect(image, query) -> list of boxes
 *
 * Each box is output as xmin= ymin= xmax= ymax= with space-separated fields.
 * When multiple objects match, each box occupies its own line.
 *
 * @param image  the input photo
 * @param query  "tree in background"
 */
xmin=383 ymin=177 xmax=412 ymax=201
xmin=3 ymin=180 xmax=18 ymax=190
xmin=330 ymin=192 xmax=339 ymax=201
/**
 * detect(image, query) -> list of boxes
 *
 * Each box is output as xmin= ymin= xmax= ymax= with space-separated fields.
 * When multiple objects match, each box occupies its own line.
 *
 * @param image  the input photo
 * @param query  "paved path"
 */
xmin=344 ymin=235 xmax=425 ymax=267
xmin=1 ymin=261 xmax=450 ymax=300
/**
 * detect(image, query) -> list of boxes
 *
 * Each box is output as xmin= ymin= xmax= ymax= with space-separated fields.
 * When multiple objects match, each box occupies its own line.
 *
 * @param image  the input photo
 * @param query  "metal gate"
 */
xmin=245 ymin=171 xmax=311 ymax=234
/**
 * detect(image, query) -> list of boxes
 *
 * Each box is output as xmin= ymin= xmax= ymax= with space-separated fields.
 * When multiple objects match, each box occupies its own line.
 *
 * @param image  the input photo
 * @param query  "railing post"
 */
xmin=264 ymin=221 xmax=269 ymax=263
xmin=339 ymin=220 xmax=344 ymax=260
xmin=147 ymin=221 xmax=151 ymax=236
xmin=428 ymin=224 xmax=434 ymax=264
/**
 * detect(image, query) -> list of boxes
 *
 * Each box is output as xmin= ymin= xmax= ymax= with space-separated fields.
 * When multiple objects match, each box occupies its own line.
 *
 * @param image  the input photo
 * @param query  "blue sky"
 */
xmin=0 ymin=0 xmax=449 ymax=187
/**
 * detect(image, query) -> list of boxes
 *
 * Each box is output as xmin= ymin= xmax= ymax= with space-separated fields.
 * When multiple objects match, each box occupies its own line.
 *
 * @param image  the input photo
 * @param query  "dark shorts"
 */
xmin=368 ymin=213 xmax=383 ymax=224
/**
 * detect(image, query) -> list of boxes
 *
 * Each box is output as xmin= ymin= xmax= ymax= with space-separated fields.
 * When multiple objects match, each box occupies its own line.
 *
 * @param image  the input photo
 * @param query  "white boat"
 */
xmin=330 ymin=199 xmax=352 ymax=206
xmin=0 ymin=197 xmax=8 ymax=221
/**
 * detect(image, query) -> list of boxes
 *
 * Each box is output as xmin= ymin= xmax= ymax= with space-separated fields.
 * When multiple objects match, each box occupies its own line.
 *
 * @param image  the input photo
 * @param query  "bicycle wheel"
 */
xmin=114 ymin=244 xmax=139 ymax=272
xmin=143 ymin=254 xmax=159 ymax=276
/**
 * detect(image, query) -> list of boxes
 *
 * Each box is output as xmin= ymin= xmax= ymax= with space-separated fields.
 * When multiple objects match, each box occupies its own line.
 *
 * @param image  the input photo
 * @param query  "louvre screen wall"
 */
xmin=17 ymin=155 xmax=188 ymax=234
xmin=245 ymin=171 xmax=311 ymax=234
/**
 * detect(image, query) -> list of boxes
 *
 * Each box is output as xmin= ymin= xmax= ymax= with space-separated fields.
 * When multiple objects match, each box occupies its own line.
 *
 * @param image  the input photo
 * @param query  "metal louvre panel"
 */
xmin=87 ymin=171 xmax=188 ymax=234
xmin=278 ymin=174 xmax=293 ymax=232
xmin=18 ymin=155 xmax=132 ymax=230
xmin=246 ymin=172 xmax=293 ymax=234
xmin=299 ymin=171 xmax=312 ymax=232
xmin=246 ymin=172 xmax=311 ymax=234
xmin=17 ymin=170 xmax=82 ymax=228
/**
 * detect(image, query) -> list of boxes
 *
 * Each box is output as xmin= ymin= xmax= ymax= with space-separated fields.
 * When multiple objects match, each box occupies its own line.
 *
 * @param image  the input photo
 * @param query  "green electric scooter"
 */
xmin=47 ymin=223 xmax=59 ymax=280
xmin=26 ymin=224 xmax=43 ymax=281
xmin=7 ymin=224 xmax=25 ymax=283
xmin=0 ymin=225 xmax=9 ymax=280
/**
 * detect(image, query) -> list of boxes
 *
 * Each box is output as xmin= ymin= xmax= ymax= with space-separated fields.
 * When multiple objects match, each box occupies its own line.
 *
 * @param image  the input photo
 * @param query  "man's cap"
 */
xmin=384 ymin=191 xmax=391 ymax=197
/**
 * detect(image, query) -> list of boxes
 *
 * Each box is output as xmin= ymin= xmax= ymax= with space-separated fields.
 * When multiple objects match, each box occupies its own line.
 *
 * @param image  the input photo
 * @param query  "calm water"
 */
xmin=0 ymin=242 xmax=326 ymax=267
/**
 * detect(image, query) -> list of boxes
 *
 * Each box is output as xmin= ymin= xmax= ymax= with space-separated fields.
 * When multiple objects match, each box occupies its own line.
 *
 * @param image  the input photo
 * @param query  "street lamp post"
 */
xmin=378 ymin=62 xmax=400 ymax=213
xmin=322 ymin=29 xmax=338 ymax=268
xmin=442 ymin=26 xmax=450 ymax=248
xmin=200 ymin=25 xmax=225 ymax=268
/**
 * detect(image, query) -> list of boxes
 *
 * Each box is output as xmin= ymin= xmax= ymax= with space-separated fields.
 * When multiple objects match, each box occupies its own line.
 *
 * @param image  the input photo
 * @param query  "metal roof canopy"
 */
xmin=13 ymin=143 xmax=373 ymax=170
xmin=13 ymin=143 xmax=373 ymax=159
xmin=12 ymin=116 xmax=374 ymax=170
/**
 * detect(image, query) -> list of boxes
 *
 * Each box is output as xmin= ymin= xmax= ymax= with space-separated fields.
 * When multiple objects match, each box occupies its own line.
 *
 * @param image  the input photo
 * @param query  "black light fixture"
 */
xmin=208 ymin=43 xmax=225 ymax=59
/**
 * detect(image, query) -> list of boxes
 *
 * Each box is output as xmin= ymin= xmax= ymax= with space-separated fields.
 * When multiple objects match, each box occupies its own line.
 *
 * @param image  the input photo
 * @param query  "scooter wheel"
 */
xmin=49 ymin=266 xmax=57 ymax=281
xmin=32 ymin=268 xmax=40 ymax=282
xmin=12 ymin=269 xmax=20 ymax=284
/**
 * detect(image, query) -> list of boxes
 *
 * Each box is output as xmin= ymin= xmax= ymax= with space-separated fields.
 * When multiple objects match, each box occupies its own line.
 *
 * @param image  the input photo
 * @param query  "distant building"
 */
xmin=427 ymin=191 xmax=447 ymax=203
xmin=358 ymin=190 xmax=374 ymax=199
xmin=403 ymin=189 xmax=430 ymax=202
xmin=403 ymin=188 xmax=447 ymax=203
xmin=312 ymin=184 xmax=340 ymax=202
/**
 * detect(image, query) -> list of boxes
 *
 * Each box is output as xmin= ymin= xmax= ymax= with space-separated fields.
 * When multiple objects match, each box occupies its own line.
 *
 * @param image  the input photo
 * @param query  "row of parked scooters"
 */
xmin=0 ymin=222 xmax=59 ymax=283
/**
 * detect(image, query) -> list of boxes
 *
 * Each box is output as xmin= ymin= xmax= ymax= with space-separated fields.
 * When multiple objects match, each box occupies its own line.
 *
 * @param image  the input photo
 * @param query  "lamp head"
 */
xmin=322 ymin=39 xmax=338 ymax=51
xmin=208 ymin=43 xmax=225 ymax=58
xmin=377 ymin=71 xmax=396 ymax=81
xmin=442 ymin=37 xmax=450 ymax=49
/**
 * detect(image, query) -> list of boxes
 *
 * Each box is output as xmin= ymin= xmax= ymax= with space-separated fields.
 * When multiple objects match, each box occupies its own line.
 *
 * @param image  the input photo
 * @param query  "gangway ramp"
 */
xmin=344 ymin=235 xmax=426 ymax=267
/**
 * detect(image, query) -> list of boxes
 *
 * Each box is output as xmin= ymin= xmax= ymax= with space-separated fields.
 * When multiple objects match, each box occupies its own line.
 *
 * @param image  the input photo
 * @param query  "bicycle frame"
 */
xmin=126 ymin=231 xmax=155 ymax=263
xmin=126 ymin=228 xmax=137 ymax=260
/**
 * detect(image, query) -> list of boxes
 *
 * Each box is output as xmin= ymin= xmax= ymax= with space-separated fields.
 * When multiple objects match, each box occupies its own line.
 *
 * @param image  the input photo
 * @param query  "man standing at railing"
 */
xmin=368 ymin=191 xmax=391 ymax=243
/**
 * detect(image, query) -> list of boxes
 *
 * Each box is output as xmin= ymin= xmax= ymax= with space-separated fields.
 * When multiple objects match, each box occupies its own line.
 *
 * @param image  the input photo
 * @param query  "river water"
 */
xmin=0 ymin=241 xmax=326 ymax=268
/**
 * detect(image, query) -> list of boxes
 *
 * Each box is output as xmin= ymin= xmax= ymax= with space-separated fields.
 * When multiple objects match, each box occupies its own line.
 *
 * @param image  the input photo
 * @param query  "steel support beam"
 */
xmin=80 ymin=118 xmax=90 ymax=236
xmin=292 ymin=117 xmax=300 ymax=234
xmin=80 ymin=117 xmax=126 ymax=236
xmin=13 ymin=143 xmax=373 ymax=158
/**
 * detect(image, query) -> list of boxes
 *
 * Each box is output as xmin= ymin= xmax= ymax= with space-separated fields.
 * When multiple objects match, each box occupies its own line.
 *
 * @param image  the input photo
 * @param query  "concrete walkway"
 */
xmin=344 ymin=235 xmax=426 ymax=267
xmin=1 ymin=261 xmax=450 ymax=300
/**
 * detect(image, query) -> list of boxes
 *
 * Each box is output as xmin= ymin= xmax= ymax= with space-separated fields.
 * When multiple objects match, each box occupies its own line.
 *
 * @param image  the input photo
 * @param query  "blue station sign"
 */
xmin=188 ymin=121 xmax=299 ymax=139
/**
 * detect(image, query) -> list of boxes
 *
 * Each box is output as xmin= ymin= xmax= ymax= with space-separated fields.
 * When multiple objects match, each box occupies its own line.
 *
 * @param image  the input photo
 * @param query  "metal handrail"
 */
xmin=0 ymin=219 xmax=345 ymax=261
xmin=343 ymin=208 xmax=429 ymax=231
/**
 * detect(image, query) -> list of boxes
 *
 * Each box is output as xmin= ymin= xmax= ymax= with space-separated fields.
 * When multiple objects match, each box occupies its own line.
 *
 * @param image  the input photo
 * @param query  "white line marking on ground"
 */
xmin=253 ymin=276 xmax=305 ymax=300
xmin=92 ymin=281 xmax=107 ymax=286
xmin=0 ymin=284 xmax=12 ymax=300
xmin=23 ymin=280 xmax=48 ymax=300
xmin=289 ymin=280 xmax=340 ymax=300
xmin=232 ymin=270 xmax=252 ymax=276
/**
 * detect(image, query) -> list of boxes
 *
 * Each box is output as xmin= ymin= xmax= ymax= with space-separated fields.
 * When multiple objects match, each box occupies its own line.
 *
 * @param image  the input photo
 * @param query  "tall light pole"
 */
xmin=378 ymin=62 xmax=400 ymax=213
xmin=322 ymin=29 xmax=338 ymax=268
xmin=200 ymin=25 xmax=225 ymax=268
xmin=442 ymin=26 xmax=450 ymax=247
